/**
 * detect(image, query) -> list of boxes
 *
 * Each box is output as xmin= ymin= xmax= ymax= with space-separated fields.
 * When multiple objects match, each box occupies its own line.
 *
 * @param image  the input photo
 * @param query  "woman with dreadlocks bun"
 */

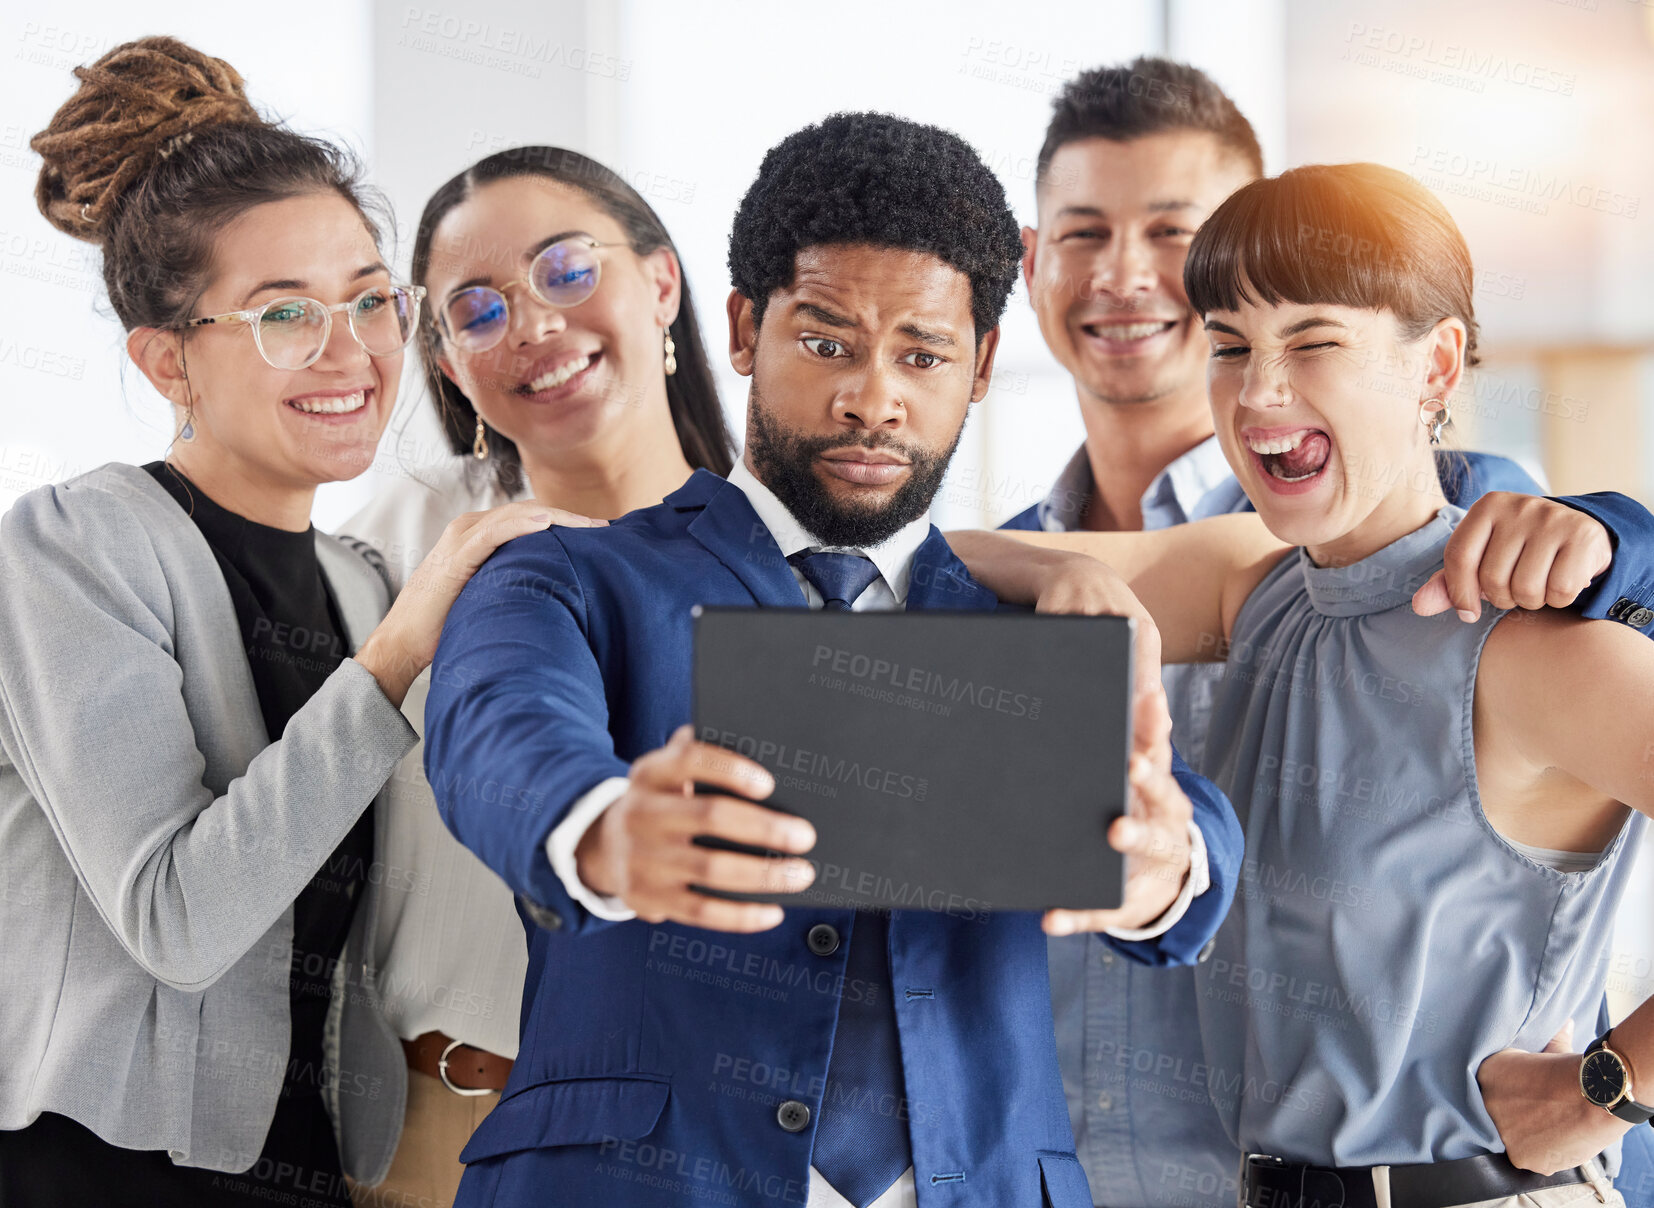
xmin=0 ymin=36 xmax=583 ymax=1206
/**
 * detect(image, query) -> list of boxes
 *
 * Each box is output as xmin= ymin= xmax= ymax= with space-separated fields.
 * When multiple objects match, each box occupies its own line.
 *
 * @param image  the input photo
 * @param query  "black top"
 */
xmin=0 ymin=463 xmax=372 ymax=1207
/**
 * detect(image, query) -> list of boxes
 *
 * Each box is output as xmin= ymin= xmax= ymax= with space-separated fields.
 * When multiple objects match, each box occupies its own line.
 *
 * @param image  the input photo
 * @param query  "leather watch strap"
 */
xmin=1610 ymin=1097 xmax=1654 ymax=1126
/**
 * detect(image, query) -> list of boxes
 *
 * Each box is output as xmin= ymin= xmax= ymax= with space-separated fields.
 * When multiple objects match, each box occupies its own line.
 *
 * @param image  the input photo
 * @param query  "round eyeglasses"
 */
xmin=183 ymin=284 xmax=427 ymax=371
xmin=436 ymin=236 xmax=621 ymax=354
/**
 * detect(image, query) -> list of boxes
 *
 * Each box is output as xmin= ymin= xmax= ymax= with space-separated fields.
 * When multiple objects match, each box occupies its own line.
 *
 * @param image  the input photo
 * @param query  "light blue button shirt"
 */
xmin=1036 ymin=437 xmax=1248 ymax=1208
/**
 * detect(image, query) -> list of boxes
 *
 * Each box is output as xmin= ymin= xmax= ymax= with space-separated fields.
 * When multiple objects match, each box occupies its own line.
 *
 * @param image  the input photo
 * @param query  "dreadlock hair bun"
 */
xmin=27 ymin=35 xmax=381 ymax=333
xmin=32 ymin=35 xmax=262 ymax=243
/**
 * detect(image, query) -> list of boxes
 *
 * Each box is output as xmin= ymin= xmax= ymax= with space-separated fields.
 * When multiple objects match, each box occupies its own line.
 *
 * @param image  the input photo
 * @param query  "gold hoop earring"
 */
xmin=473 ymin=415 xmax=489 ymax=460
xmin=1420 ymin=397 xmax=1450 ymax=446
xmin=179 ymin=407 xmax=197 ymax=443
xmin=663 ymin=330 xmax=677 ymax=377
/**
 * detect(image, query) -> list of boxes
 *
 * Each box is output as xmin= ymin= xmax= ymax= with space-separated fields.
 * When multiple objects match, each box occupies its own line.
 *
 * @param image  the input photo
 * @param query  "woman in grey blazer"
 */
xmin=0 ymin=37 xmax=578 ymax=1206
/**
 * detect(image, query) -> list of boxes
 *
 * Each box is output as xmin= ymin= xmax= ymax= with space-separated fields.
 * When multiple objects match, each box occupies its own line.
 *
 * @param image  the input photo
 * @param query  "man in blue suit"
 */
xmin=423 ymin=113 xmax=1244 ymax=1208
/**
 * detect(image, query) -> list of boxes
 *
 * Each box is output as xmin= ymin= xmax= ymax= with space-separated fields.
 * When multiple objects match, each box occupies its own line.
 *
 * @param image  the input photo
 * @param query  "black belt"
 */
xmin=1244 ymin=1152 xmax=1601 ymax=1208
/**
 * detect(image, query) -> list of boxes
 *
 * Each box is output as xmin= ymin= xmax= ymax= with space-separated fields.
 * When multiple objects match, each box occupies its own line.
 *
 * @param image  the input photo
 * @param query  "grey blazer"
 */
xmin=0 ymin=462 xmax=418 ymax=1179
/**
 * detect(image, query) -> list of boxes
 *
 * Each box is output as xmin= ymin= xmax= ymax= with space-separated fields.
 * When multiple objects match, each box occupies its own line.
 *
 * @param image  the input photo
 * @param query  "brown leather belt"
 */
xmin=401 ymin=1030 xmax=513 ymax=1097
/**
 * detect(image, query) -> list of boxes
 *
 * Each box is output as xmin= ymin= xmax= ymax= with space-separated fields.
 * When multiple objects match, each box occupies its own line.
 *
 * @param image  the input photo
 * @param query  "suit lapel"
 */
xmin=684 ymin=475 xmax=808 ymax=607
xmin=905 ymin=526 xmax=999 ymax=612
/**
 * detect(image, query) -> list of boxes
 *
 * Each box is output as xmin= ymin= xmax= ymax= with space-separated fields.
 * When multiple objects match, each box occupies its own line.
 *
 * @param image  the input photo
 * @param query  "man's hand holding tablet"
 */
xmin=574 ymin=726 xmax=818 ymax=933
xmin=1043 ymin=680 xmax=1196 ymax=937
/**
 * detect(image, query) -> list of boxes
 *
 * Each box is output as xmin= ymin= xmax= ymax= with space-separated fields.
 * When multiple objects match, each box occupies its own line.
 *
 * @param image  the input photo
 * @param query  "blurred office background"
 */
xmin=2 ymin=0 xmax=1651 ymax=1013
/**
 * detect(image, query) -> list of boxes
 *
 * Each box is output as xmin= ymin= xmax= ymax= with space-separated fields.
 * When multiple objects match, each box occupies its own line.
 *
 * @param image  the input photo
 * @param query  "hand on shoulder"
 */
xmin=1413 ymin=492 xmax=1611 ymax=621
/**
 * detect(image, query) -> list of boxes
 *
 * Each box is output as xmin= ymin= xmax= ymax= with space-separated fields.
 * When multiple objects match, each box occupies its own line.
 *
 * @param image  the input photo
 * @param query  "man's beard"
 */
xmin=745 ymin=382 xmax=962 ymax=548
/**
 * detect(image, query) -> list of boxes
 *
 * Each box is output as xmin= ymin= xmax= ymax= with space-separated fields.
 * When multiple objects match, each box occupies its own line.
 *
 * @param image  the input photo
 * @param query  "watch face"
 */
xmin=1582 ymin=1049 xmax=1628 ymax=1107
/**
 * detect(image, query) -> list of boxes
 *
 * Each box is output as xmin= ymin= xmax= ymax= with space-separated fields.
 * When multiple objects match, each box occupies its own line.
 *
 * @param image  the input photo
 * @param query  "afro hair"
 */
xmin=728 ymin=112 xmax=1023 ymax=343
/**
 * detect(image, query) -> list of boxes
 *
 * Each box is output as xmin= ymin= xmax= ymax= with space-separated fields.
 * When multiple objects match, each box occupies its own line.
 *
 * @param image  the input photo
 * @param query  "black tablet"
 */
xmin=691 ymin=608 xmax=1134 ymax=912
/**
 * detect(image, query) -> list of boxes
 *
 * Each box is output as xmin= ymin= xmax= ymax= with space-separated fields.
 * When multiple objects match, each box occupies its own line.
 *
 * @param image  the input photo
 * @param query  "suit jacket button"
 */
xmin=1630 ymin=607 xmax=1654 ymax=628
xmin=777 ymin=1100 xmax=811 ymax=1132
xmin=518 ymin=894 xmax=563 ymax=931
xmin=807 ymin=924 xmax=840 ymax=956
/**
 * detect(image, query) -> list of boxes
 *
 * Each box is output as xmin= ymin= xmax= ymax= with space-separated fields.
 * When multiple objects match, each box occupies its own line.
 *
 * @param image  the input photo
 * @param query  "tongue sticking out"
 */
xmin=1266 ymin=432 xmax=1331 ymax=481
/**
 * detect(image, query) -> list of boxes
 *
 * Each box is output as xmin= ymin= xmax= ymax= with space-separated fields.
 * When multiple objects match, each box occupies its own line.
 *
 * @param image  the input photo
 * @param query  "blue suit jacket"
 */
xmin=423 ymin=469 xmax=1243 ymax=1208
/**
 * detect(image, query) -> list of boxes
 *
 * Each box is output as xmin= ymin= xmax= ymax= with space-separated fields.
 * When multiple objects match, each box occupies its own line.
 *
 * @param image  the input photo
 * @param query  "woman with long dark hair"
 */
xmin=340 ymin=146 xmax=734 ymax=1207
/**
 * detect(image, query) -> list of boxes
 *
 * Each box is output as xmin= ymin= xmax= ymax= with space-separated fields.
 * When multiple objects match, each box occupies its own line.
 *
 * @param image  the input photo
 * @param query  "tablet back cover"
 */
xmin=692 ymin=609 xmax=1133 ymax=912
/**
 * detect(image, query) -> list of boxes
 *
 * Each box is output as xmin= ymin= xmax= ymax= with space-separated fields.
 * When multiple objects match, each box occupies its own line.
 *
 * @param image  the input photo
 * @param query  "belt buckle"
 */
xmin=1244 ymin=1154 xmax=1354 ymax=1208
xmin=437 ymin=1037 xmax=494 ymax=1097
xmin=1245 ymin=1153 xmax=1283 ymax=1175
xmin=1243 ymin=1154 xmax=1286 ymax=1202
xmin=1245 ymin=1154 xmax=1289 ymax=1179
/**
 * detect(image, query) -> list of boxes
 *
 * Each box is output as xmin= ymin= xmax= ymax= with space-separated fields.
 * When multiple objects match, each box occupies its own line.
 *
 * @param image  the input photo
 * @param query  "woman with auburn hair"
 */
xmin=338 ymin=147 xmax=733 ymax=1206
xmin=0 ymin=38 xmax=572 ymax=1206
xmin=954 ymin=163 xmax=1654 ymax=1206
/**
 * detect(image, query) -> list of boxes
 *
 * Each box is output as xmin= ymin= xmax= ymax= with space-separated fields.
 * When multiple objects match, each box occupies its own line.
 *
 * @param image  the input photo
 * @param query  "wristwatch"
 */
xmin=1581 ymin=1031 xmax=1654 ymax=1125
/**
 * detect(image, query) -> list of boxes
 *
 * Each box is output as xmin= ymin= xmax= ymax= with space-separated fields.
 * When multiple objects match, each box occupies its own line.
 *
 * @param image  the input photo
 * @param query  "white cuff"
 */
xmin=545 ymin=776 xmax=637 ymax=922
xmin=1103 ymin=818 xmax=1211 ymax=942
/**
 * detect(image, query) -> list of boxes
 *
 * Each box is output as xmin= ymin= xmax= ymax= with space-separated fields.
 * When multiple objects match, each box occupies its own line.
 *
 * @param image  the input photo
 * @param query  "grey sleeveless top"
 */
xmin=1195 ymin=505 xmax=1645 ymax=1165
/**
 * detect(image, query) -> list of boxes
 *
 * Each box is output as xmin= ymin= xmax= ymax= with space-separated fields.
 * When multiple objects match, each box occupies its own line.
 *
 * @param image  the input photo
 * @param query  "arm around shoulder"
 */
xmin=951 ymin=514 xmax=1287 ymax=663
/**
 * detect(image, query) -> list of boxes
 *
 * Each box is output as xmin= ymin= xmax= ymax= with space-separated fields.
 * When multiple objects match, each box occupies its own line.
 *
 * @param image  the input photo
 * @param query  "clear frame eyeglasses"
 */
xmin=183 ymin=284 xmax=427 ymax=371
xmin=436 ymin=236 xmax=622 ymax=354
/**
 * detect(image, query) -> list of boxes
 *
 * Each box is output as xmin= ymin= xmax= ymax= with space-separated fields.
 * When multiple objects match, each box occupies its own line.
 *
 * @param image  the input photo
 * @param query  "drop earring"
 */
xmin=1419 ymin=397 xmax=1450 ymax=445
xmin=663 ymin=330 xmax=677 ymax=377
xmin=180 ymin=407 xmax=196 ymax=442
xmin=473 ymin=415 xmax=489 ymax=460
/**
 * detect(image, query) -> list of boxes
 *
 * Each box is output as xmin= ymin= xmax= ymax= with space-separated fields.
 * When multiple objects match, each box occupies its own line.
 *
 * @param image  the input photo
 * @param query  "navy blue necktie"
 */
xmin=810 ymin=910 xmax=911 ymax=1206
xmin=788 ymin=550 xmax=911 ymax=1206
xmin=788 ymin=550 xmax=883 ymax=611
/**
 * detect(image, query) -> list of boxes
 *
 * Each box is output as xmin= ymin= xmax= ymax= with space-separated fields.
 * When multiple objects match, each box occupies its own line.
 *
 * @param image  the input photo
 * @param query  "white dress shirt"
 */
xmin=544 ymin=457 xmax=1198 ymax=1208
